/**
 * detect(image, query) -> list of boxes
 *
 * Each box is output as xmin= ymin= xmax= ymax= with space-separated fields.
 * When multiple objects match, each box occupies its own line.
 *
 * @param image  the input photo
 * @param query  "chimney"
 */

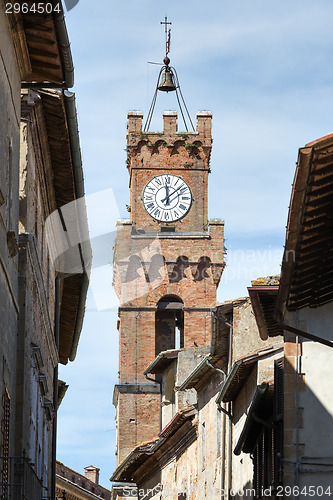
xmin=84 ymin=465 xmax=100 ymax=485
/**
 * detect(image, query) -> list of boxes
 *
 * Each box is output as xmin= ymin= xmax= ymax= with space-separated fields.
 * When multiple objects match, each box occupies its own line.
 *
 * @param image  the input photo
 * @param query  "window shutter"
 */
xmin=274 ymin=358 xmax=284 ymax=421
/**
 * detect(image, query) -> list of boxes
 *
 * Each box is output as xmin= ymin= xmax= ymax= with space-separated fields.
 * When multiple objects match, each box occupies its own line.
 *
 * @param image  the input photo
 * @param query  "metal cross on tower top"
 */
xmin=160 ymin=16 xmax=172 ymax=57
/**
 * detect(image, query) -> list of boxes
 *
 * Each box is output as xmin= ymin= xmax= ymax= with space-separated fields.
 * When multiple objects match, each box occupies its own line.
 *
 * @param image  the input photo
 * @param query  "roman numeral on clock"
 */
xmin=143 ymin=174 xmax=192 ymax=221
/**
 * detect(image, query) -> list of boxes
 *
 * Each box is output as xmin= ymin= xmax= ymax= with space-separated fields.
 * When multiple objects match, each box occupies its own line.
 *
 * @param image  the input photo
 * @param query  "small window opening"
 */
xmin=155 ymin=296 xmax=184 ymax=355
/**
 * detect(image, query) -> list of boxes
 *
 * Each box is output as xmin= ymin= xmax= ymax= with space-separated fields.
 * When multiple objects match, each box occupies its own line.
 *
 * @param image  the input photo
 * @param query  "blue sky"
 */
xmin=56 ymin=0 xmax=333 ymax=488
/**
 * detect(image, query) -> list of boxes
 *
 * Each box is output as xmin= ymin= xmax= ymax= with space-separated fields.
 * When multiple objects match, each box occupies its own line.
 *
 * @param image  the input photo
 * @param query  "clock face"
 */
xmin=143 ymin=174 xmax=192 ymax=222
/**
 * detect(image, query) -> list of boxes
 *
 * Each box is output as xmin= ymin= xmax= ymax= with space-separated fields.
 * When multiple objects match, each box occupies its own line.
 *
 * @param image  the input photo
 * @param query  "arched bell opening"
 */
xmin=155 ymin=295 xmax=184 ymax=356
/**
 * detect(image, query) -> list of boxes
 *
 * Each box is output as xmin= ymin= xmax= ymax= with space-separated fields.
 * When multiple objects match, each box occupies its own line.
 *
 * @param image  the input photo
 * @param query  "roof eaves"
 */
xmin=63 ymin=90 xmax=91 ymax=362
xmin=52 ymin=2 xmax=74 ymax=88
xmin=158 ymin=406 xmax=197 ymax=439
xmin=18 ymin=1 xmax=74 ymax=89
xmin=248 ymin=286 xmax=281 ymax=340
xmin=215 ymin=359 xmax=242 ymax=404
xmin=276 ymin=145 xmax=313 ymax=316
xmin=216 ymin=344 xmax=283 ymax=404
xmin=234 ymin=382 xmax=274 ymax=456
xmin=110 ymin=439 xmax=160 ymax=482
xmin=143 ymin=349 xmax=179 ymax=375
xmin=111 ymin=407 xmax=197 ymax=483
xmin=178 ymin=354 xmax=212 ymax=391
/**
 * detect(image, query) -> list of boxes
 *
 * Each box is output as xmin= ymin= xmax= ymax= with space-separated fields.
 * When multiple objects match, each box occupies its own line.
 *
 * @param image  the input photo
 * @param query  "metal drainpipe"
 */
xmin=295 ymin=311 xmax=300 ymax=490
xmin=205 ymin=358 xmax=230 ymax=499
xmin=211 ymin=311 xmax=233 ymax=499
xmin=227 ymin=320 xmax=233 ymax=500
xmin=145 ymin=373 xmax=162 ymax=433
xmin=51 ymin=274 xmax=65 ymax=500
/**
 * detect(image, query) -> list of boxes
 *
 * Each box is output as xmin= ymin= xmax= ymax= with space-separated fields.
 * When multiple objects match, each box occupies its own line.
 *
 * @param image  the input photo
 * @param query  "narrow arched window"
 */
xmin=155 ymin=295 xmax=184 ymax=355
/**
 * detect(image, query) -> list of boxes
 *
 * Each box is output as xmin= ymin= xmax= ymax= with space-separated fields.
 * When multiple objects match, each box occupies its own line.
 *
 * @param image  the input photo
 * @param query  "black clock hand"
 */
xmin=161 ymin=185 xmax=182 ymax=204
xmin=164 ymin=180 xmax=170 ymax=205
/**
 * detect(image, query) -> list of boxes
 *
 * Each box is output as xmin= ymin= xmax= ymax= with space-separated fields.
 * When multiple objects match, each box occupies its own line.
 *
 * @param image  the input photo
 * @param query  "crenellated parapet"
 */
xmin=126 ymin=111 xmax=213 ymax=175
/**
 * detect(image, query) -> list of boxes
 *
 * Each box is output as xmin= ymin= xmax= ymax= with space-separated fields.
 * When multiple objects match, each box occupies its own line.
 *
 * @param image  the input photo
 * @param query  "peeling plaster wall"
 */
xmin=231 ymin=367 xmax=257 ymax=499
xmin=16 ymin=116 xmax=59 ymax=492
xmin=284 ymin=303 xmax=333 ymax=492
xmin=196 ymin=373 xmax=224 ymax=499
xmin=0 ymin=4 xmax=21 ymax=458
xmin=232 ymin=298 xmax=275 ymax=362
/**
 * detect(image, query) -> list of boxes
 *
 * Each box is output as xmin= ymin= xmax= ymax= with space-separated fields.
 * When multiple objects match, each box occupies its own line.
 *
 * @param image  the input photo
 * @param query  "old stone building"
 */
xmin=249 ymin=135 xmax=333 ymax=496
xmin=0 ymin=3 xmax=89 ymax=499
xmin=56 ymin=462 xmax=111 ymax=500
xmin=111 ymin=297 xmax=283 ymax=499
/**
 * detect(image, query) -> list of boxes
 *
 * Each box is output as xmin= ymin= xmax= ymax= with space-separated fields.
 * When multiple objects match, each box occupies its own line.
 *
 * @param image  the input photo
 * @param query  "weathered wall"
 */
xmin=0 ymin=4 xmax=21 ymax=458
xmin=232 ymin=298 xmax=275 ymax=362
xmin=283 ymin=303 xmax=333 ymax=492
xmin=16 ymin=109 xmax=58 ymax=493
xmin=231 ymin=367 xmax=257 ymax=500
xmin=196 ymin=373 xmax=224 ymax=499
xmin=115 ymin=390 xmax=160 ymax=465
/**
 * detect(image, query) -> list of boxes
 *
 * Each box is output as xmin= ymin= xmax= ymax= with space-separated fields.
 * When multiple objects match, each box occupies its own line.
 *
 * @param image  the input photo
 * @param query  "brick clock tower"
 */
xmin=113 ymin=109 xmax=224 ymax=464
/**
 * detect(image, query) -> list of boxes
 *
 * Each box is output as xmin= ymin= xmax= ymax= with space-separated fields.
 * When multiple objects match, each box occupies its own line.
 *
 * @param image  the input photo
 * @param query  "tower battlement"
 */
xmin=127 ymin=110 xmax=212 ymax=147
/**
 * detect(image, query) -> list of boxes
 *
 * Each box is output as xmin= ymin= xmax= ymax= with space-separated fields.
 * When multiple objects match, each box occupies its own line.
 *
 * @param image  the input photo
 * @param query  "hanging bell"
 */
xmin=158 ymin=68 xmax=177 ymax=92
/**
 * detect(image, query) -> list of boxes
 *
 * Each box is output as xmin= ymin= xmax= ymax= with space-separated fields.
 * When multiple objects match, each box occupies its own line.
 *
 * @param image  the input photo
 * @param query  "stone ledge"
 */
xmin=113 ymin=383 xmax=160 ymax=406
xmin=131 ymin=231 xmax=211 ymax=240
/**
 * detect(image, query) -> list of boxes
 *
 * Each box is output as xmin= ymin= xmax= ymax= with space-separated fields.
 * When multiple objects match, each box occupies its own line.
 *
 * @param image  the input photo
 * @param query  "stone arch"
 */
xmin=152 ymin=139 xmax=167 ymax=155
xmin=148 ymin=254 xmax=166 ymax=283
xmin=188 ymin=140 xmax=203 ymax=159
xmin=137 ymin=140 xmax=148 ymax=153
xmin=171 ymin=140 xmax=185 ymax=156
xmin=125 ymin=255 xmax=142 ymax=283
xmin=168 ymin=256 xmax=189 ymax=283
xmin=155 ymin=295 xmax=184 ymax=355
xmin=193 ymin=256 xmax=211 ymax=282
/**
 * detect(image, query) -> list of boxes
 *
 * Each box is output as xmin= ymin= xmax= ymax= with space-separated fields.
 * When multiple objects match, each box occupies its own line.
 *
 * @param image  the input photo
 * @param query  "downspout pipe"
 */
xmin=205 ymin=360 xmax=231 ymax=419
xmin=227 ymin=319 xmax=233 ymax=500
xmin=51 ymin=0 xmax=74 ymax=89
xmin=51 ymin=274 xmax=64 ymax=500
xmin=63 ymin=90 xmax=84 ymax=198
xmin=211 ymin=309 xmax=233 ymax=499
